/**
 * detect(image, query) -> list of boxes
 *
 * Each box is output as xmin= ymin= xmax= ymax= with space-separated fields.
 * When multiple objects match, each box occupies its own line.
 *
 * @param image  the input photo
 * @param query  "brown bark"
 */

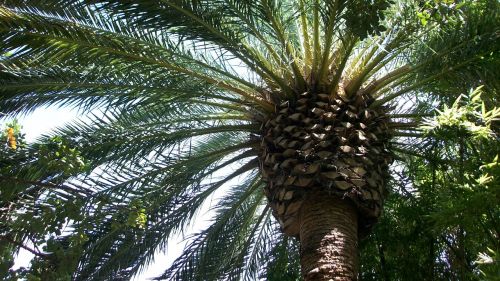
xmin=299 ymin=192 xmax=358 ymax=281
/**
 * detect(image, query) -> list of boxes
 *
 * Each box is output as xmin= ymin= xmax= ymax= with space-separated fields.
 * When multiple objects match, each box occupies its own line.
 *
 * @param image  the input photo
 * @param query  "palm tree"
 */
xmin=0 ymin=0 xmax=498 ymax=280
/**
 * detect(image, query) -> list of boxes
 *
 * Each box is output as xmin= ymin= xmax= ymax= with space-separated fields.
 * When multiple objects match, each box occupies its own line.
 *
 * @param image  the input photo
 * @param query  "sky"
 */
xmin=2 ymin=107 xmax=80 ymax=142
xmin=2 ymin=107 xmax=217 ymax=280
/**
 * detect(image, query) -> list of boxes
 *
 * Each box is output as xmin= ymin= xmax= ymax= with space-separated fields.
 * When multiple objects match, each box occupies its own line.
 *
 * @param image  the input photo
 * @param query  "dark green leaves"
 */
xmin=343 ymin=0 xmax=392 ymax=39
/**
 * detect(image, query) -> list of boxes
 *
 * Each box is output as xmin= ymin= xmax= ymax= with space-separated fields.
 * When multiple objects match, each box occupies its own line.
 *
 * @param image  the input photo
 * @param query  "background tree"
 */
xmin=359 ymin=87 xmax=500 ymax=280
xmin=0 ymin=0 xmax=498 ymax=280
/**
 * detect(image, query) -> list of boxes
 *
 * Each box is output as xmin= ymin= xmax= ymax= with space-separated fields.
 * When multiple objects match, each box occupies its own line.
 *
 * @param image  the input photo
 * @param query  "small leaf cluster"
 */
xmin=343 ymin=0 xmax=392 ymax=38
xmin=422 ymin=86 xmax=500 ymax=140
xmin=36 ymin=136 xmax=89 ymax=176
xmin=125 ymin=200 xmax=148 ymax=230
xmin=416 ymin=0 xmax=466 ymax=26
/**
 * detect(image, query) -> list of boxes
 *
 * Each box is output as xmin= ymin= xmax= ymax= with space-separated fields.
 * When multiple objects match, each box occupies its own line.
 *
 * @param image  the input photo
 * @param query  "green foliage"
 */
xmin=416 ymin=0 xmax=465 ymax=26
xmin=343 ymin=0 xmax=392 ymax=38
xmin=422 ymin=86 xmax=500 ymax=140
xmin=359 ymin=85 xmax=499 ymax=280
xmin=37 ymin=136 xmax=89 ymax=176
xmin=0 ymin=0 xmax=497 ymax=280
xmin=0 ymin=121 xmax=92 ymax=280
xmin=126 ymin=200 xmax=148 ymax=229
xmin=265 ymin=237 xmax=301 ymax=281
xmin=409 ymin=0 xmax=500 ymax=100
xmin=1 ymin=119 xmax=25 ymax=149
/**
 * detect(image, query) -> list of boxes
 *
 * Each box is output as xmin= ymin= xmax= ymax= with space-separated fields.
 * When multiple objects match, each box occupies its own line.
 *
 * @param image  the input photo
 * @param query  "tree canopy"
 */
xmin=0 ymin=0 xmax=498 ymax=280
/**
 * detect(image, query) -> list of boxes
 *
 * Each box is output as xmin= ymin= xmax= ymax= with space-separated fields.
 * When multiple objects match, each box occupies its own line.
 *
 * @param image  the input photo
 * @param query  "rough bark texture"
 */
xmin=259 ymin=91 xmax=392 ymax=237
xmin=299 ymin=192 xmax=358 ymax=281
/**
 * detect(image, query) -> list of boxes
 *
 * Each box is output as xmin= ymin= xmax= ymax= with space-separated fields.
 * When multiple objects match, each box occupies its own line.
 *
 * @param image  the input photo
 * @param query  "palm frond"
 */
xmin=74 ymin=158 xmax=259 ymax=280
xmin=43 ymin=128 xmax=260 ymax=279
xmin=0 ymin=5 xmax=273 ymax=113
xmin=156 ymin=174 xmax=274 ymax=281
xmin=32 ymin=100 xmax=257 ymax=166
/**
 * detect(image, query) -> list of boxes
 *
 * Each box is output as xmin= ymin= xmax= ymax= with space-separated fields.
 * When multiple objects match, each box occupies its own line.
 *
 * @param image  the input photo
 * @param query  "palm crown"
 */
xmin=0 ymin=0 xmax=498 ymax=280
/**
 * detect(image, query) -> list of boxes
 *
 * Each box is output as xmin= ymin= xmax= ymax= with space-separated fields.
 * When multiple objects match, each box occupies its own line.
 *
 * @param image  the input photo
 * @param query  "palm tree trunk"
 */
xmin=299 ymin=192 xmax=358 ymax=281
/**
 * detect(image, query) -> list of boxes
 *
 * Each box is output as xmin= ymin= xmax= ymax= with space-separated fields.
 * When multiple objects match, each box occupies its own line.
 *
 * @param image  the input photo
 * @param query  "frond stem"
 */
xmin=371 ymin=58 xmax=478 ymax=107
xmin=261 ymin=0 xmax=306 ymax=91
xmin=393 ymin=132 xmax=424 ymax=138
xmin=298 ymin=0 xmax=312 ymax=69
xmin=389 ymin=113 xmax=433 ymax=118
xmin=0 ymin=236 xmax=50 ymax=258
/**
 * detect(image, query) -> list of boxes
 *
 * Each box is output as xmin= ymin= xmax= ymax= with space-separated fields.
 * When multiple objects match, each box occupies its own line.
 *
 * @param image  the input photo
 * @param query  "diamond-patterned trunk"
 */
xmin=259 ymin=91 xmax=392 ymax=237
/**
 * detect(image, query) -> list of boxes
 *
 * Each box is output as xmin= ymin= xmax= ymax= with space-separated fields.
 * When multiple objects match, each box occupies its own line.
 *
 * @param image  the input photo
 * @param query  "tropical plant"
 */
xmin=358 ymin=86 xmax=500 ymax=280
xmin=0 ymin=0 xmax=498 ymax=280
